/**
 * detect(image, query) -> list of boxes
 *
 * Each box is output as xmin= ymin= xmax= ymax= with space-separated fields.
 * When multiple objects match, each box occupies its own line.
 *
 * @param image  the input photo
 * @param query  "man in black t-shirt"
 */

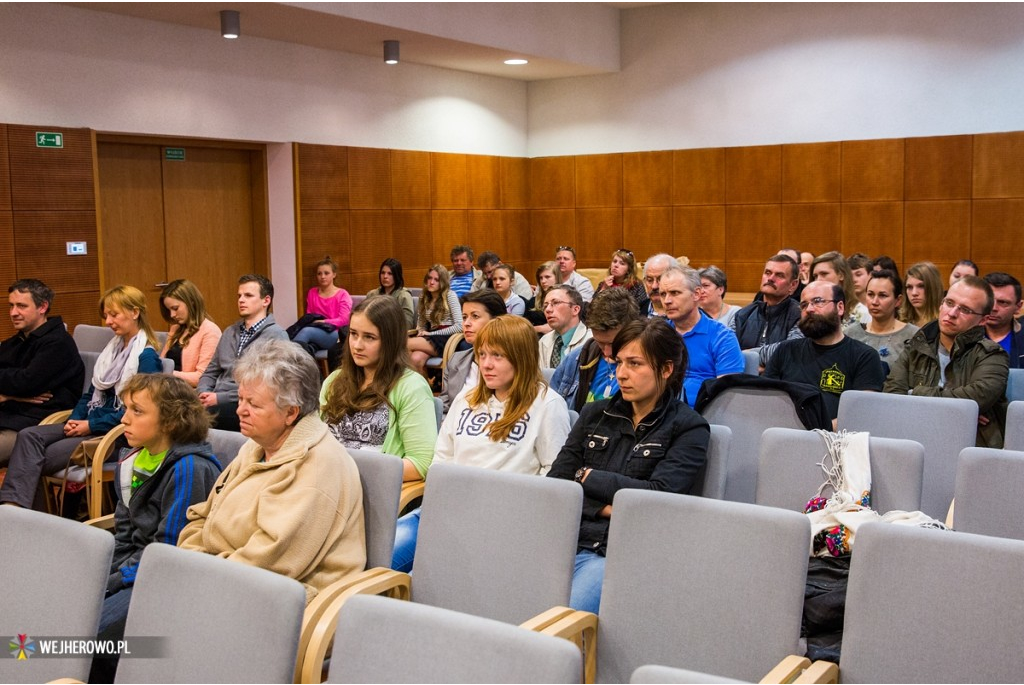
xmin=765 ymin=281 xmax=885 ymax=426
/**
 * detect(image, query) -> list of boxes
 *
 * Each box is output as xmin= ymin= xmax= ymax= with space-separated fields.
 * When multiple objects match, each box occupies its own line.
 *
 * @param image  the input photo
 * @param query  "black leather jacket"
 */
xmin=732 ymin=298 xmax=802 ymax=350
xmin=548 ymin=391 xmax=710 ymax=555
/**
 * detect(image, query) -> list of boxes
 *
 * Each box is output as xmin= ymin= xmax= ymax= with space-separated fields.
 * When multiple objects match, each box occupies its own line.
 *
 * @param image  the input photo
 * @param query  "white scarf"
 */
xmin=89 ymin=330 xmax=149 ymax=410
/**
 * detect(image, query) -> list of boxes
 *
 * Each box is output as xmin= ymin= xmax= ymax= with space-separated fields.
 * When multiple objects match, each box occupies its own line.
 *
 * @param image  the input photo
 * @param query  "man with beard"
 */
xmin=731 ymin=254 xmax=802 ymax=350
xmin=765 ymin=281 xmax=885 ymax=427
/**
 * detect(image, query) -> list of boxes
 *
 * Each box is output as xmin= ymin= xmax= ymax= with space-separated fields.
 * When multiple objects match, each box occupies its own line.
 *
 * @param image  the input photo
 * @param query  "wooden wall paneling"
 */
xmin=54 ymin=290 xmax=104 ymax=336
xmin=430 ymin=210 xmax=468 ymax=264
xmin=575 ymin=153 xmax=622 ymax=208
xmin=726 ymin=262 xmax=776 ymax=294
xmin=724 ymin=204 xmax=781 ymax=263
xmin=13 ymin=211 xmax=99 ymax=292
xmin=977 ymin=262 xmax=1024 ymax=281
xmin=781 ymin=203 xmax=841 ymax=256
xmin=903 ymin=200 xmax=970 ymax=265
xmin=499 ymin=157 xmax=529 ymax=209
xmin=725 ymin=145 xmax=782 ymax=205
xmin=348 ymin=147 xmax=391 ymax=209
xmin=391 ymin=150 xmax=431 ymax=209
xmin=839 ymin=202 xmax=904 ymax=264
xmin=782 ymin=142 xmax=840 ymax=203
xmin=248 ymin=149 xmax=271 ymax=286
xmin=299 ymin=210 xmax=351 ymax=293
xmin=971 ymin=199 xmax=1024 ymax=265
xmin=973 ymin=132 xmax=1024 ymax=199
xmin=841 ymin=139 xmax=904 ymax=202
xmin=673 ymin=148 xmax=725 ymax=205
xmin=348 ymin=271 xmax=381 ymax=297
xmin=905 ymin=135 xmax=972 ymax=200
xmin=392 ymin=210 xmax=435 ymax=272
xmin=502 ymin=210 xmax=530 ymax=263
xmin=7 ymin=125 xmax=95 ymax=211
xmin=623 ymin=207 xmax=673 ymax=263
xmin=0 ymin=212 xmax=15 ymax=336
xmin=296 ymin=143 xmax=348 ymax=210
xmin=530 ymin=157 xmax=574 ymax=209
xmin=673 ymin=206 xmax=725 ymax=266
xmin=466 ymin=155 xmax=500 ymax=209
xmin=575 ymin=207 xmax=622 ymax=267
xmin=467 ymin=210 xmax=505 ymax=260
xmin=350 ymin=211 xmax=394 ymax=276
xmin=529 ymin=210 xmax=575 ymax=260
xmin=0 ymin=125 xmax=10 ymax=211
xmin=624 ymin=151 xmax=672 ymax=207
xmin=431 ymin=153 xmax=468 ymax=209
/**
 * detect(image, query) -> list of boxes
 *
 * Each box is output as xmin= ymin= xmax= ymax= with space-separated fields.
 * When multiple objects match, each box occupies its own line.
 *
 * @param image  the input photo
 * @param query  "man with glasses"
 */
xmin=555 ymin=247 xmax=595 ymax=303
xmin=765 ymin=281 xmax=884 ymax=426
xmin=639 ymin=253 xmax=680 ymax=318
xmin=885 ymin=276 xmax=1009 ymax=448
xmin=539 ymin=285 xmax=591 ymax=370
xmin=982 ymin=272 xmax=1024 ymax=369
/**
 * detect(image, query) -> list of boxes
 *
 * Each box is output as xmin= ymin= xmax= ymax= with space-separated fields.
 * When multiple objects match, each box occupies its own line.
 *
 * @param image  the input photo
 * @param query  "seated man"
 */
xmin=447 ymin=245 xmax=479 ymax=298
xmin=555 ymin=246 xmax=595 ymax=303
xmin=0 ymin=279 xmax=84 ymax=465
xmin=539 ymin=286 xmax=592 ymax=370
xmin=197 ymin=274 xmax=288 ymax=431
xmin=885 ymin=276 xmax=1009 ymax=448
xmin=470 ymin=251 xmax=533 ymax=299
xmin=983 ymin=272 xmax=1023 ymax=369
xmin=765 ymin=281 xmax=885 ymax=427
xmin=638 ymin=253 xmax=680 ymax=317
xmin=731 ymin=254 xmax=802 ymax=350
xmin=659 ymin=266 xmax=745 ymax=407
xmin=551 ymin=288 xmax=639 ymax=412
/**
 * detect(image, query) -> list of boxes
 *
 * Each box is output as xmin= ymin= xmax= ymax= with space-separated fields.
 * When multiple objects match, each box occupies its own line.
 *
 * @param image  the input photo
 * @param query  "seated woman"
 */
xmin=292 ymin=256 xmax=353 ymax=355
xmin=178 ymin=338 xmax=366 ymax=603
xmin=698 ymin=265 xmax=738 ymax=330
xmin=490 ymin=263 xmax=526 ymax=316
xmin=595 ymin=249 xmax=647 ymax=309
xmin=900 ymin=261 xmax=943 ymax=328
xmin=391 ymin=315 xmax=571 ymax=572
xmin=159 ymin=279 xmax=222 ymax=387
xmin=811 ymin=251 xmax=858 ymax=323
xmin=844 ymin=269 xmax=919 ymax=368
xmin=439 ymin=289 xmax=507 ymax=415
xmin=320 ymin=296 xmax=438 ymax=482
xmin=366 ymin=257 xmax=414 ymax=329
xmin=525 ymin=261 xmax=560 ymax=330
xmin=0 ymin=285 xmax=162 ymax=510
xmin=407 ymin=264 xmax=462 ymax=375
xmin=547 ymin=318 xmax=710 ymax=614
xmin=91 ymin=374 xmax=222 ymax=680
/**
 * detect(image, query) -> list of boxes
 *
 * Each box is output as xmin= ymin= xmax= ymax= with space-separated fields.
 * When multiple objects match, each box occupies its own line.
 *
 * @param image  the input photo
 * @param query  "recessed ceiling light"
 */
xmin=504 ymin=59 xmax=528 ymax=66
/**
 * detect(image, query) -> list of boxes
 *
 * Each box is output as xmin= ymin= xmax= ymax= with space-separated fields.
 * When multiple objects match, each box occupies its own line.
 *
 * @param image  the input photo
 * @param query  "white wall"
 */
xmin=528 ymin=2 xmax=1024 ymax=156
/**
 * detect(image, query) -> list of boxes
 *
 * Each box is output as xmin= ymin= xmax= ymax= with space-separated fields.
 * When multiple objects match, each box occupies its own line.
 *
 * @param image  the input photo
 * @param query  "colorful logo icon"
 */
xmin=9 ymin=634 xmax=34 ymax=660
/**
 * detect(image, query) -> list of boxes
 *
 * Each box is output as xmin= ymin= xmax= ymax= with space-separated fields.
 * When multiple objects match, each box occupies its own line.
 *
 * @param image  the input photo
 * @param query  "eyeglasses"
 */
xmin=940 ymin=298 xmax=983 ymax=317
xmin=799 ymin=297 xmax=839 ymax=311
xmin=543 ymin=300 xmax=573 ymax=310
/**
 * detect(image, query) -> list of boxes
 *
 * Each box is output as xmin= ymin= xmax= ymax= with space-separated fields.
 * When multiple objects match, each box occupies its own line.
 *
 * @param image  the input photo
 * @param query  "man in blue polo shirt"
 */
xmin=659 ymin=266 xmax=744 ymax=406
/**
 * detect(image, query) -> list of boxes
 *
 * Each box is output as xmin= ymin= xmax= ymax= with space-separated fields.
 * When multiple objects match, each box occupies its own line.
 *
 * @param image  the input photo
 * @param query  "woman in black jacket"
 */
xmin=548 ymin=318 xmax=710 ymax=613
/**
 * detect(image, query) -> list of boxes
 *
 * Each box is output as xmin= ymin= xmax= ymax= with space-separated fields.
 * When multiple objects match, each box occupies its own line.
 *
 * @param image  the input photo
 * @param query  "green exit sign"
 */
xmin=165 ymin=147 xmax=185 ymax=161
xmin=35 ymin=132 xmax=63 ymax=148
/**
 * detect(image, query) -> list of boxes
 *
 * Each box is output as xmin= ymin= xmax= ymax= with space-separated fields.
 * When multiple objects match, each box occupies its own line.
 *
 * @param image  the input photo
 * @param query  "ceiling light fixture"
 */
xmin=384 ymin=40 xmax=400 ymax=65
xmin=220 ymin=10 xmax=240 ymax=39
xmin=504 ymin=59 xmax=529 ymax=65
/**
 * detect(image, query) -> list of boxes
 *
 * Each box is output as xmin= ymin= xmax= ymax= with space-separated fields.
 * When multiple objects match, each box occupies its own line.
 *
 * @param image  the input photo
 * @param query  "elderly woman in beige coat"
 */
xmin=178 ymin=338 xmax=365 ymax=603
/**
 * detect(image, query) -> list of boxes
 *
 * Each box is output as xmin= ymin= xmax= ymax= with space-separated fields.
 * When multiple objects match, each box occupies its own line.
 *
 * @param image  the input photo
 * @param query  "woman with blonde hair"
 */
xmin=159 ymin=279 xmax=221 ymax=387
xmin=390 ymin=315 xmax=571 ymax=571
xmin=900 ymin=261 xmax=944 ymax=327
xmin=526 ymin=261 xmax=560 ymax=329
xmin=811 ymin=251 xmax=857 ymax=322
xmin=0 ymin=285 xmax=162 ymax=510
xmin=407 ymin=264 xmax=462 ymax=375
xmin=596 ymin=249 xmax=647 ymax=309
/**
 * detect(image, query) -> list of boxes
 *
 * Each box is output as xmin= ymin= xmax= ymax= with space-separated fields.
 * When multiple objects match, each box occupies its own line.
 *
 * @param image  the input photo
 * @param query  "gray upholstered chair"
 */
xmin=755 ymin=427 xmax=924 ymax=514
xmin=160 ymin=356 xmax=175 ymax=374
xmin=326 ymin=594 xmax=581 ymax=683
xmin=1007 ymin=367 xmax=1024 ymax=402
xmin=80 ymin=350 xmax=99 ymax=392
xmin=695 ymin=423 xmax=731 ymax=499
xmin=207 ymin=428 xmax=250 ymax=470
xmin=951 ymin=447 xmax=1024 ymax=541
xmin=699 ymin=386 xmax=807 ymax=503
xmin=631 ymin=664 xmax=748 ymax=684
xmin=837 ymin=390 xmax=978 ymax=520
xmin=741 ymin=348 xmax=760 ymax=375
xmin=300 ymin=462 xmax=583 ymax=682
xmin=115 ymin=543 xmax=307 ymax=683
xmin=547 ymin=490 xmax=811 ymax=683
xmin=72 ymin=323 xmax=116 ymax=353
xmin=0 ymin=506 xmax=115 ymax=684
xmin=1005 ymin=400 xmax=1024 ymax=451
xmin=792 ymin=522 xmax=1024 ymax=683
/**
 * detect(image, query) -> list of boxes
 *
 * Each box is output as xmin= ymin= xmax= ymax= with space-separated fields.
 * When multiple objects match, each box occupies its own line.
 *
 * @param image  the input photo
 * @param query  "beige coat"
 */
xmin=178 ymin=414 xmax=366 ymax=603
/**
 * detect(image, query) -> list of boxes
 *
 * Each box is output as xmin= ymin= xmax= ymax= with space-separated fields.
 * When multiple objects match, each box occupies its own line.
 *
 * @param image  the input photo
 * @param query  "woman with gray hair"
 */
xmin=698 ymin=266 xmax=738 ymax=329
xmin=178 ymin=338 xmax=366 ymax=603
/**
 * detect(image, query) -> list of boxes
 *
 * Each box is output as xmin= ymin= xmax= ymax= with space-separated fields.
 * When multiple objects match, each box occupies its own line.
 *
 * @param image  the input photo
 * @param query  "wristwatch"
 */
xmin=574 ymin=467 xmax=587 ymax=483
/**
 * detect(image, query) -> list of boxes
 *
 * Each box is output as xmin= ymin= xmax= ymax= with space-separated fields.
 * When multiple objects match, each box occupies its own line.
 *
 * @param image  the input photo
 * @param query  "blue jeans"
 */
xmin=293 ymin=325 xmax=338 ymax=352
xmin=391 ymin=507 xmax=421 ymax=573
xmin=570 ymin=550 xmax=606 ymax=614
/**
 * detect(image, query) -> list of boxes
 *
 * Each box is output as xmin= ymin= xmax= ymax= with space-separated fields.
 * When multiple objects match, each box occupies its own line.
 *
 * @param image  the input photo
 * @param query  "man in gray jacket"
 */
xmin=198 ymin=274 xmax=288 ymax=431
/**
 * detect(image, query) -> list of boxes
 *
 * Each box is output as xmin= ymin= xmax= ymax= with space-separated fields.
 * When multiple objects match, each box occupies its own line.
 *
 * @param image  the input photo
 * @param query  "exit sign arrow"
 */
xmin=36 ymin=132 xmax=64 ymax=148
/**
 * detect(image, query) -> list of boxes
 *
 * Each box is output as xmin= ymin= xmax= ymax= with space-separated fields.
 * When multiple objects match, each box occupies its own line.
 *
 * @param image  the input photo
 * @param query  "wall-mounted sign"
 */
xmin=165 ymin=147 xmax=186 ymax=161
xmin=36 ymin=132 xmax=63 ymax=148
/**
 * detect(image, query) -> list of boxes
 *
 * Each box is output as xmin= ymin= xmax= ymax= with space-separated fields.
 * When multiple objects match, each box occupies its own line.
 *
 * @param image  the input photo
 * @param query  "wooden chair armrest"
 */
xmin=298 ymin=569 xmax=412 ymax=684
xmin=945 ymin=498 xmax=955 ymax=528
xmin=760 ymin=655 xmax=812 ymax=684
xmin=47 ymin=679 xmax=85 ymax=684
xmin=84 ymin=514 xmax=116 ymax=531
xmin=794 ymin=660 xmax=839 ymax=684
xmin=40 ymin=410 xmax=72 ymax=426
xmin=399 ymin=479 xmax=425 ymax=511
xmin=532 ymin=609 xmax=598 ymax=684
xmin=518 ymin=605 xmax=578 ymax=632
xmin=89 ymin=425 xmax=126 ymax=519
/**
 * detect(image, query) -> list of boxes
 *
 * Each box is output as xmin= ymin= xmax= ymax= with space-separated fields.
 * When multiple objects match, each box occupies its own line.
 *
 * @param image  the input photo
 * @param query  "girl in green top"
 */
xmin=320 ymin=296 xmax=437 ymax=480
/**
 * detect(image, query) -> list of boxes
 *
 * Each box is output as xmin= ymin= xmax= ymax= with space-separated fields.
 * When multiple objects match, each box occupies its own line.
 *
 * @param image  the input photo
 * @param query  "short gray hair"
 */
xmin=699 ymin=265 xmax=728 ymax=294
xmin=643 ymin=253 xmax=680 ymax=277
xmin=659 ymin=265 xmax=701 ymax=293
xmin=232 ymin=339 xmax=321 ymax=417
